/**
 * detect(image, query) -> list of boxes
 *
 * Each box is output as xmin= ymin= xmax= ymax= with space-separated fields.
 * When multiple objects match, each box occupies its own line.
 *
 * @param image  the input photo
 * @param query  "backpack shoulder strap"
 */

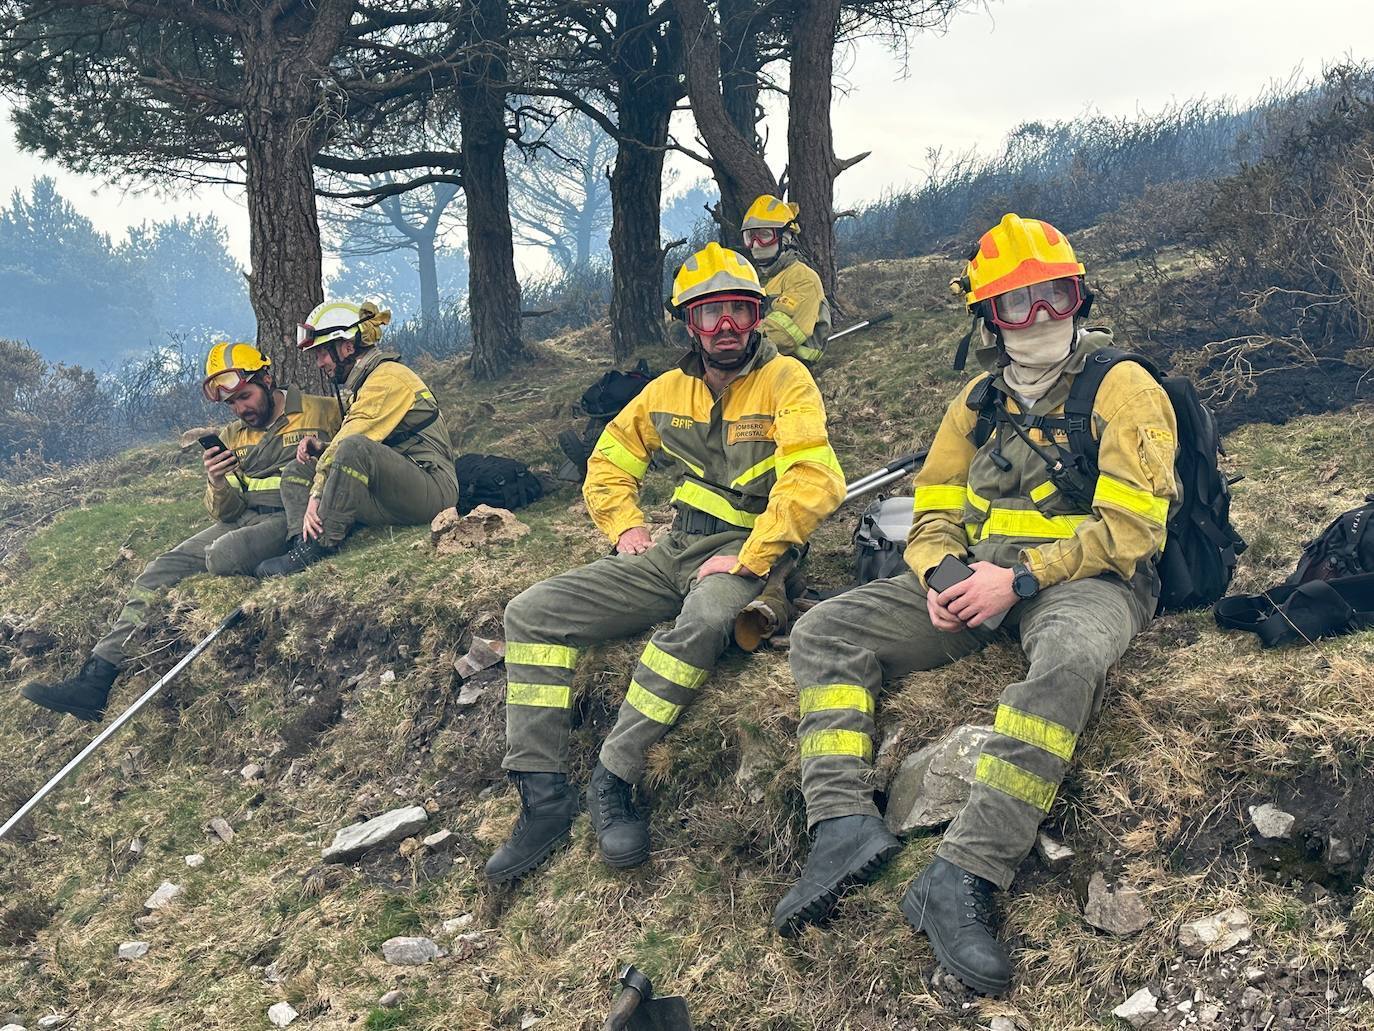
xmin=966 ymin=374 xmax=1000 ymax=448
xmin=1063 ymin=346 xmax=1160 ymax=459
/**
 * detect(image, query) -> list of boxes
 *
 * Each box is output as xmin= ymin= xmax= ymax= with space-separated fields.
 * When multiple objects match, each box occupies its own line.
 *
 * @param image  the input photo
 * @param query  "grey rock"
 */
xmin=144 ymin=881 xmax=183 ymax=911
xmin=989 ymin=1019 xmax=1017 ymax=1031
xmin=1363 ymin=971 xmax=1374 ymax=998
xmin=440 ymin=914 xmax=475 ymax=935
xmin=322 ymin=805 xmax=429 ymax=863
xmin=1179 ymin=908 xmax=1252 ymax=957
xmin=884 ymin=724 xmax=992 ymax=835
xmin=1113 ymin=987 xmax=1159 ymax=1027
xmin=241 ymin=762 xmax=266 ymax=782
xmin=128 ymin=837 xmax=144 ymax=857
xmin=117 ymin=941 xmax=149 ymax=961
xmin=184 ymin=853 xmax=206 ymax=868
xmin=1240 ymin=987 xmax=1265 ymax=1011
xmin=379 ymin=990 xmax=403 ymax=1008
xmin=36 ymin=1019 xmax=71 ymax=1031
xmin=1244 ymin=966 xmax=1267 ymax=984
xmin=0 ymin=1023 xmax=26 ymax=1031
xmin=1198 ymin=1003 xmax=1221 ymax=1024
xmin=380 ymin=669 xmax=396 ymax=685
xmin=1327 ymin=835 xmax=1353 ymax=864
xmin=422 ymin=829 xmax=455 ymax=850
xmin=382 ymin=935 xmax=441 ymax=966
xmin=1248 ymin=803 xmax=1295 ymax=839
xmin=207 ymin=817 xmax=235 ymax=843
xmin=1035 ymin=832 xmax=1075 ymax=872
xmin=455 ymin=680 xmax=488 ymax=706
xmin=267 ymin=1002 xmax=298 ymax=1028
xmin=734 ymin=738 xmax=771 ymax=805
xmin=1084 ymin=872 xmax=1150 ymax=936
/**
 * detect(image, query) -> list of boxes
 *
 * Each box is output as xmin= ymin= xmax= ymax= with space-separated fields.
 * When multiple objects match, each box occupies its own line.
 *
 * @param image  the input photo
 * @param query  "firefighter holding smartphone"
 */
xmin=771 ymin=215 xmax=1179 ymax=996
xmin=21 ymin=342 xmax=340 ymax=723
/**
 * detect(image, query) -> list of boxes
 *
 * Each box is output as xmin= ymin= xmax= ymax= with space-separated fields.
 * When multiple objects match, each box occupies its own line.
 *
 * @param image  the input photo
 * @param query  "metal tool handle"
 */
xmin=829 ymin=310 xmax=893 ymax=343
xmin=605 ymin=966 xmax=654 ymax=1031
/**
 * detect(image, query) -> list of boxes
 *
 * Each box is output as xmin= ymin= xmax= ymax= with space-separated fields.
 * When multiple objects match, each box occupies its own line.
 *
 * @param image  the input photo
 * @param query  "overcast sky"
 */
xmin=0 ymin=0 xmax=1368 ymax=273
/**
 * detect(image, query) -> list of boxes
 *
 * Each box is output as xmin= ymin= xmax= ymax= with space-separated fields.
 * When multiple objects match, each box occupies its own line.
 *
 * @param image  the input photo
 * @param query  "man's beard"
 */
xmin=241 ymin=387 xmax=275 ymax=429
xmin=701 ymin=334 xmax=757 ymax=370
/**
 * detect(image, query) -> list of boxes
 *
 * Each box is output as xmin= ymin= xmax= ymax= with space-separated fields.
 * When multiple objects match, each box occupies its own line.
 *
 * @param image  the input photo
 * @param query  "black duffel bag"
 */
xmin=455 ymin=453 xmax=544 ymax=514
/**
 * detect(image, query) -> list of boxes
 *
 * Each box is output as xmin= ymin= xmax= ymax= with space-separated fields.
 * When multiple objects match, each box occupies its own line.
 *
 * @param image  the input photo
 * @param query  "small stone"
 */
xmin=1327 ymin=835 xmax=1353 ymax=865
xmin=456 ymin=680 xmax=488 ymax=706
xmin=398 ymin=837 xmax=421 ymax=858
xmin=1177 ymin=999 xmax=1193 ymax=1013
xmin=1248 ymin=803 xmax=1295 ymax=839
xmin=241 ymin=762 xmax=266 ymax=782
xmin=207 ymin=817 xmax=235 ymax=843
xmin=1179 ymin=908 xmax=1252 ymax=957
xmin=1084 ymin=872 xmax=1151 ymax=936
xmin=128 ymin=837 xmax=144 ymax=857
xmin=37 ymin=1019 xmax=71 ymax=1031
xmin=1275 ymin=999 xmax=1292 ymax=1019
xmin=1244 ymin=967 xmax=1267 ymax=984
xmin=453 ymin=637 xmax=505 ymax=681
xmin=884 ymin=724 xmax=994 ymax=834
xmin=380 ymin=669 xmax=396 ymax=685
xmin=382 ymin=936 xmax=441 ymax=966
xmin=322 ymin=805 xmax=429 ymax=863
xmin=379 ymin=990 xmax=403 ymax=1008
xmin=989 ymin=1019 xmax=1017 ymax=1031
xmin=1035 ymin=832 xmax=1075 ymax=872
xmin=144 ymin=881 xmax=183 ymax=911
xmin=423 ymin=829 xmax=454 ymax=850
xmin=185 ymin=853 xmax=205 ymax=868
xmin=441 ymin=914 xmax=474 ymax=935
xmin=267 ymin=1002 xmax=298 ymax=1028
xmin=117 ymin=941 xmax=149 ymax=961
xmin=1241 ymin=987 xmax=1265 ymax=1011
xmin=1198 ymin=1004 xmax=1220 ymax=1024
xmin=1113 ymin=987 xmax=1159 ymax=1027
xmin=520 ymin=1015 xmax=542 ymax=1030
xmin=1363 ymin=970 xmax=1374 ymax=998
xmin=0 ymin=1023 xmax=26 ymax=1031
xmin=134 ymin=913 xmax=162 ymax=931
xmin=264 ymin=962 xmax=284 ymax=983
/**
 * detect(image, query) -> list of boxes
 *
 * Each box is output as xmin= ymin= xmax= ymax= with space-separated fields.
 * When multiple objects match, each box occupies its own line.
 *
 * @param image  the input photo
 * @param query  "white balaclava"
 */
xmin=992 ymin=310 xmax=1078 ymax=405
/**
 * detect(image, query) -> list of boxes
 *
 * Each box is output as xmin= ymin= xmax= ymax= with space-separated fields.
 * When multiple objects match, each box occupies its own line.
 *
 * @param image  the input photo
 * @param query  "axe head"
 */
xmin=625 ymin=994 xmax=693 ymax=1031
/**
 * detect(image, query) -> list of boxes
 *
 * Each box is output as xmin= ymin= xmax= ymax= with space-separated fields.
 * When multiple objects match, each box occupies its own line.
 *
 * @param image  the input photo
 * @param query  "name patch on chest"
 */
xmin=728 ymin=417 xmax=773 ymax=443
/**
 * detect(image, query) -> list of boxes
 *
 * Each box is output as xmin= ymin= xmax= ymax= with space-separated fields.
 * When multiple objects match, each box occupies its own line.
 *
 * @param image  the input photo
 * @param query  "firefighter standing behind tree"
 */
xmin=741 ymin=194 xmax=832 ymax=367
xmin=256 ymin=300 xmax=457 ymax=577
xmin=772 ymin=214 xmax=1179 ymax=996
xmin=21 ymin=343 xmax=341 ymax=722
xmin=485 ymin=243 xmax=846 ymax=883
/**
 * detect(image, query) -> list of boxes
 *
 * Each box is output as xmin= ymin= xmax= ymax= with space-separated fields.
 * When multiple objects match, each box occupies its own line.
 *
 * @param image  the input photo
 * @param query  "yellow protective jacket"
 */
xmin=585 ymin=339 xmax=846 ymax=576
xmin=206 ymin=387 xmax=341 ymax=521
xmin=761 ymin=251 xmax=832 ymax=365
xmin=311 ymin=348 xmax=454 ymax=497
xmin=905 ymin=330 xmax=1179 ymax=599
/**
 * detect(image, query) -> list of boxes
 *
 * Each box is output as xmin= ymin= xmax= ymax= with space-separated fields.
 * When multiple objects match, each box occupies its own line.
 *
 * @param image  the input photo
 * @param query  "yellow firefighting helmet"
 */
xmin=741 ymin=194 xmax=800 ymax=234
xmin=202 ymin=342 xmax=271 ymax=402
xmin=297 ymin=300 xmax=392 ymax=352
xmin=670 ymin=243 xmax=764 ymax=312
xmin=954 ymin=213 xmax=1086 ymax=306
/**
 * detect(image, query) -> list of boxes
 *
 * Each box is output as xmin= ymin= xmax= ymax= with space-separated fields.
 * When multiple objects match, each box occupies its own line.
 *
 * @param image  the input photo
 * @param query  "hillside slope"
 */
xmin=1 ymin=256 xmax=1372 ymax=1031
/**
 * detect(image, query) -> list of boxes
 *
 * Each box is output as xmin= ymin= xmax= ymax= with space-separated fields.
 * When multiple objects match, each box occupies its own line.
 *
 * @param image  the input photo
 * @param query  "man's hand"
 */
xmin=938 ymin=561 xmax=1016 ymax=629
xmin=926 ymin=584 xmax=967 ymax=633
xmin=296 ymin=435 xmax=324 ymax=463
xmin=616 ymin=526 xmax=653 ymax=555
xmin=302 ymin=496 xmax=325 ymax=541
xmin=695 ymin=554 xmax=754 ymax=581
xmin=203 ymin=446 xmax=239 ymax=488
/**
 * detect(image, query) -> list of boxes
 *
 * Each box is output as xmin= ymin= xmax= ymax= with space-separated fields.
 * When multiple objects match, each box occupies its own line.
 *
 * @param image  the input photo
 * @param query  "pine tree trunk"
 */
xmin=787 ymin=0 xmax=843 ymax=301
xmin=417 ymin=239 xmax=440 ymax=322
xmin=609 ymin=97 xmax=672 ymax=360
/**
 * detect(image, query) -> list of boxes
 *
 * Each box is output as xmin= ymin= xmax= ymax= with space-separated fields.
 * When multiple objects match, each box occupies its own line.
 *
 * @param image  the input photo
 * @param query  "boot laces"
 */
xmin=596 ymin=773 xmax=639 ymax=825
xmin=959 ymin=873 xmax=996 ymax=928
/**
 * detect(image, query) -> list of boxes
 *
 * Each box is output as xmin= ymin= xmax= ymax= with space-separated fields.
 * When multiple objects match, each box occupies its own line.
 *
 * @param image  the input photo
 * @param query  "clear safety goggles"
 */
xmin=741 ymin=227 xmax=779 ymax=249
xmin=296 ymin=320 xmax=361 ymax=351
xmin=987 ymin=277 xmax=1082 ymax=330
xmin=687 ymin=294 xmax=762 ymax=335
xmin=202 ymin=368 xmax=255 ymax=403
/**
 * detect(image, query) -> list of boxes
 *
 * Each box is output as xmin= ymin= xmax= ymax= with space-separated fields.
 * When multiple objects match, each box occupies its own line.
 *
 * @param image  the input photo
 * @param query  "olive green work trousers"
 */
xmin=279 ymin=436 xmax=457 ymax=548
xmin=91 ymin=510 xmax=287 ymax=667
xmin=502 ymin=526 xmax=764 ymax=784
xmin=788 ymin=570 xmax=1149 ymax=889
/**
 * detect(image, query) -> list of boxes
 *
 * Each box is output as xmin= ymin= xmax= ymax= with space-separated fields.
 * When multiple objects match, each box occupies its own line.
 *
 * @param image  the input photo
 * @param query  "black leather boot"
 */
xmin=22 ymin=655 xmax=119 ymax=722
xmin=484 ymin=772 xmax=578 ymax=883
xmin=255 ymin=537 xmax=332 ymax=578
xmin=586 ymin=761 xmax=650 ymax=868
xmin=900 ymin=857 xmax=1012 ymax=995
xmin=772 ymin=814 xmax=902 ymax=935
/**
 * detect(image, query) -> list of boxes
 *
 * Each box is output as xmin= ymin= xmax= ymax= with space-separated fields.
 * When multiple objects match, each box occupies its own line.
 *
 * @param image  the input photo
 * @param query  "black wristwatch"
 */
xmin=1011 ymin=563 xmax=1040 ymax=600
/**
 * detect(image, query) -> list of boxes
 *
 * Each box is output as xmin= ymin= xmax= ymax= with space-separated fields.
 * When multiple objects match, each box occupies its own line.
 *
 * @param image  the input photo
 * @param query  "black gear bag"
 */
xmin=455 ymin=454 xmax=544 ymax=514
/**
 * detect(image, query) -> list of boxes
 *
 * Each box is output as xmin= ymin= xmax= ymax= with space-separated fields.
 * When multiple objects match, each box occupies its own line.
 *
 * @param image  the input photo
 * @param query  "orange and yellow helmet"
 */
xmin=956 ymin=213 xmax=1085 ymax=306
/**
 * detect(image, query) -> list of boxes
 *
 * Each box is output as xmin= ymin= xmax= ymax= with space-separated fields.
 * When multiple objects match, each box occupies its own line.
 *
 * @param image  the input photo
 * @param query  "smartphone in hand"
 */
xmin=198 ymin=433 xmax=229 ymax=453
xmin=927 ymin=553 xmax=1006 ymax=631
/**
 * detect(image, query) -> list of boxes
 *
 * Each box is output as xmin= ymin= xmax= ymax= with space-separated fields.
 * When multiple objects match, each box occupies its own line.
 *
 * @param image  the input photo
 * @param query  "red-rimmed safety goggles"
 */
xmin=742 ymin=227 xmax=779 ymax=249
xmin=686 ymin=294 xmax=762 ymax=335
xmin=202 ymin=369 xmax=256 ymax=403
xmin=986 ymin=277 xmax=1083 ymax=330
xmin=296 ymin=319 xmax=362 ymax=352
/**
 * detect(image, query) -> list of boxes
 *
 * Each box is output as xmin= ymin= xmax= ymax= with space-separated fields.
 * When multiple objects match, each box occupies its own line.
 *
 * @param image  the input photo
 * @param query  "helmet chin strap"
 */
xmin=699 ymin=331 xmax=759 ymax=371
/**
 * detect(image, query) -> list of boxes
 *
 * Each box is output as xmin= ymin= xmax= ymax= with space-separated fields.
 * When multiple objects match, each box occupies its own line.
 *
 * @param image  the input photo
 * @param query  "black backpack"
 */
xmin=578 ymin=359 xmax=653 ymax=419
xmin=973 ymin=346 xmax=1247 ymax=613
xmin=455 ymin=454 xmax=545 ymax=514
xmin=1214 ymin=496 xmax=1374 ymax=646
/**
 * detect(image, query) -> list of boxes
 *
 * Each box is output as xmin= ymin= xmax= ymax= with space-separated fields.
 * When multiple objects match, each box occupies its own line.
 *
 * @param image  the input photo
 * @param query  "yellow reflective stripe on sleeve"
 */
xmin=966 ymin=486 xmax=991 ymax=513
xmin=796 ymin=343 xmax=824 ymax=362
xmin=994 ymin=704 xmax=1077 ymax=762
xmin=506 ymin=642 xmax=580 ymax=670
xmin=1093 ymin=473 xmax=1169 ymax=526
xmin=626 ymin=680 xmax=683 ymax=725
xmin=730 ymin=455 xmax=776 ymax=488
xmin=640 ymin=643 xmax=709 ymax=690
xmin=1029 ymin=480 xmax=1058 ymax=504
xmin=339 ymin=465 xmax=369 ymax=486
xmin=914 ymin=485 xmax=967 ymax=512
xmin=975 ymin=753 xmax=1057 ymax=812
xmin=800 ymin=728 xmax=874 ymax=761
xmin=507 ymin=683 xmax=573 ymax=709
xmin=671 ymin=481 xmax=758 ymax=528
xmin=416 ymin=390 xmax=434 ymax=401
xmin=283 ymin=473 xmax=313 ymax=487
xmin=981 ymin=509 xmax=1087 ymax=540
xmin=764 ymin=309 xmax=808 ymax=346
xmin=659 ymin=442 xmax=706 ymax=477
xmin=798 ymin=685 xmax=874 ymax=718
xmin=593 ymin=430 xmax=650 ymax=479
xmin=776 ymin=443 xmax=843 ymax=479
xmin=241 ymin=474 xmax=282 ymax=492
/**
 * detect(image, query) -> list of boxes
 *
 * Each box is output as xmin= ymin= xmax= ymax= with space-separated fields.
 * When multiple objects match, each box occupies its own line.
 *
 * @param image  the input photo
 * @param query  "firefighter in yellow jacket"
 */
xmin=742 ymin=194 xmax=832 ymax=365
xmin=257 ymin=300 xmax=457 ymax=576
xmin=485 ymin=243 xmax=845 ymax=882
xmin=22 ymin=342 xmax=341 ymax=721
xmin=772 ymin=215 xmax=1178 ymax=996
